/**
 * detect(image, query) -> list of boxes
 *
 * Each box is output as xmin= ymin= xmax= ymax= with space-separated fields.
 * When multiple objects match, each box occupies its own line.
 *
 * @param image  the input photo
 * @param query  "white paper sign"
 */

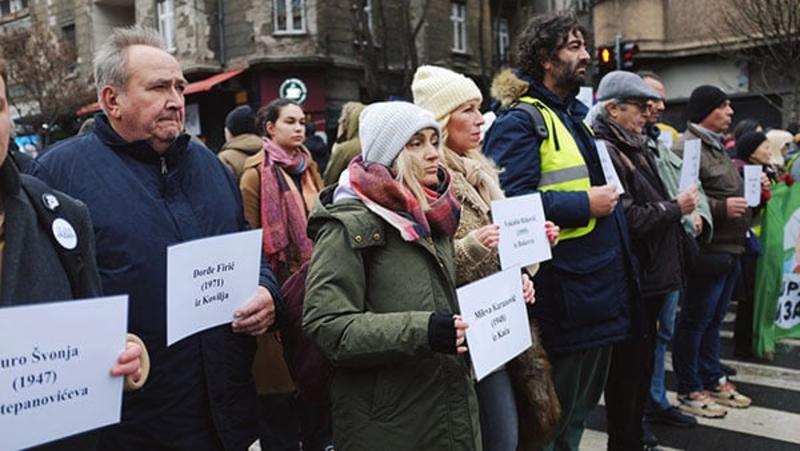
xmin=456 ymin=268 xmax=532 ymax=381
xmin=167 ymin=229 xmax=262 ymax=346
xmin=744 ymin=164 xmax=763 ymax=207
xmin=659 ymin=130 xmax=673 ymax=150
xmin=679 ymin=139 xmax=702 ymax=192
xmin=491 ymin=193 xmax=552 ymax=270
xmin=577 ymin=86 xmax=593 ymax=109
xmin=0 ymin=296 xmax=128 ymax=450
xmin=596 ymin=140 xmax=625 ymax=194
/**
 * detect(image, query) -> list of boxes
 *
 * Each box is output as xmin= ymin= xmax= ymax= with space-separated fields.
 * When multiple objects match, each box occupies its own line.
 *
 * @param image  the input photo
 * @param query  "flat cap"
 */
xmin=597 ymin=70 xmax=660 ymax=101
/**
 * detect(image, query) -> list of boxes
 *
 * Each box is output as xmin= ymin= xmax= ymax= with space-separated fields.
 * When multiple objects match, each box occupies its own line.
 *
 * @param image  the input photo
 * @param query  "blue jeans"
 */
xmin=476 ymin=368 xmax=518 ymax=451
xmin=673 ymin=258 xmax=741 ymax=394
xmin=649 ymin=290 xmax=680 ymax=411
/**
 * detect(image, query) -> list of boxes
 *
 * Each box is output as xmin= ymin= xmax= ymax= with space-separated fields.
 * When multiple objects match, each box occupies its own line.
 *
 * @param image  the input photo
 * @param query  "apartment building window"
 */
xmin=450 ymin=2 xmax=467 ymax=53
xmin=157 ymin=0 xmax=176 ymax=52
xmin=274 ymin=0 xmax=306 ymax=34
xmin=496 ymin=18 xmax=509 ymax=65
xmin=364 ymin=0 xmax=373 ymax=37
xmin=62 ymin=24 xmax=78 ymax=73
xmin=0 ymin=0 xmax=27 ymax=16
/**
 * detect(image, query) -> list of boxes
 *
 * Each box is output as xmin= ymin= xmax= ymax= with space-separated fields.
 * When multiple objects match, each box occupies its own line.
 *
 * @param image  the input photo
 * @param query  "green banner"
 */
xmin=754 ymin=182 xmax=800 ymax=357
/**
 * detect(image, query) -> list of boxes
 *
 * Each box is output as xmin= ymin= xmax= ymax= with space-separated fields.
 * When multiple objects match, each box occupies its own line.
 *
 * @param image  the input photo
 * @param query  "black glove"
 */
xmin=427 ymin=312 xmax=456 ymax=354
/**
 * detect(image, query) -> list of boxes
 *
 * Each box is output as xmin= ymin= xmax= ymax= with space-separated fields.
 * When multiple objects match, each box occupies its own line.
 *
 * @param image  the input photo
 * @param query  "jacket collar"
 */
xmin=526 ymin=76 xmax=588 ymax=119
xmin=687 ymin=122 xmax=724 ymax=152
xmin=593 ymin=115 xmax=646 ymax=151
xmin=92 ymin=113 xmax=191 ymax=167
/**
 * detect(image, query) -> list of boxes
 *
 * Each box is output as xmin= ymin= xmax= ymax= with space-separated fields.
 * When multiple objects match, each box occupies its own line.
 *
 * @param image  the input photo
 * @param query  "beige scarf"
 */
xmin=441 ymin=145 xmax=504 ymax=213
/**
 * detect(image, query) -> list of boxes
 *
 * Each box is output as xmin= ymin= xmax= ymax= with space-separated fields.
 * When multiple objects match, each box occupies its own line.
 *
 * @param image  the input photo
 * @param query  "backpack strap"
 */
xmin=511 ymin=101 xmax=549 ymax=141
xmin=19 ymin=176 xmax=85 ymax=296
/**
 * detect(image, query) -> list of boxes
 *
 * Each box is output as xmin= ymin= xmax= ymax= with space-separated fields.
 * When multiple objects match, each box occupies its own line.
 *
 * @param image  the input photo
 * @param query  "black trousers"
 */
xmin=605 ymin=295 xmax=665 ymax=451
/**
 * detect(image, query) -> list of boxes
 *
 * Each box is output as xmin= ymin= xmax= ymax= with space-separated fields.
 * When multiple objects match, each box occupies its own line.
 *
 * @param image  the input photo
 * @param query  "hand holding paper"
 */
xmin=473 ymin=224 xmax=500 ymax=249
xmin=726 ymin=197 xmax=748 ymax=218
xmin=110 ymin=340 xmax=142 ymax=381
xmin=588 ymin=185 xmax=619 ymax=217
xmin=675 ymin=184 xmax=699 ymax=214
xmin=232 ymin=285 xmax=276 ymax=335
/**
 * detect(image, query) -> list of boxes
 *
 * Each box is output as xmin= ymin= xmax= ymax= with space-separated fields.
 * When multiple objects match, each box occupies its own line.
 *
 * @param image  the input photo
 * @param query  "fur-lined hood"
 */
xmin=490 ymin=69 xmax=530 ymax=107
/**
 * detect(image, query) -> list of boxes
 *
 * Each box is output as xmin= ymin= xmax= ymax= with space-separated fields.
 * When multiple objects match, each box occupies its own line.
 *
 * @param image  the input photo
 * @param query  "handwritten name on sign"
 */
xmin=744 ymin=165 xmax=763 ymax=207
xmin=0 ymin=295 xmax=128 ymax=450
xmin=457 ymin=268 xmax=532 ymax=381
xmin=167 ymin=229 xmax=262 ymax=346
xmin=491 ymin=193 xmax=552 ymax=270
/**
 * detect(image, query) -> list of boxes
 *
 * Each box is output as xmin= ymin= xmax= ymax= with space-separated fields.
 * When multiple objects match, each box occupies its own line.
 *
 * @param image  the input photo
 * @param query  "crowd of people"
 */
xmin=3 ymin=9 xmax=800 ymax=451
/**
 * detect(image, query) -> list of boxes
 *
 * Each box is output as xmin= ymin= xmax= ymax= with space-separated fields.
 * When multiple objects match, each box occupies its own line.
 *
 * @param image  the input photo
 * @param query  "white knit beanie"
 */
xmin=412 ymin=65 xmax=483 ymax=121
xmin=359 ymin=101 xmax=441 ymax=167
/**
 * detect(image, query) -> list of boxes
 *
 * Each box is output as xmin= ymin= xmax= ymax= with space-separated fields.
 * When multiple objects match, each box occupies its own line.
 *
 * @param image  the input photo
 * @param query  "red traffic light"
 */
xmin=622 ymin=43 xmax=639 ymax=68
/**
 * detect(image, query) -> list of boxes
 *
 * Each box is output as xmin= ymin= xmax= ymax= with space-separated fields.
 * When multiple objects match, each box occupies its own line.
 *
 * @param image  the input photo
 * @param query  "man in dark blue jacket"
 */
xmin=484 ymin=13 xmax=639 ymax=451
xmin=30 ymin=27 xmax=281 ymax=451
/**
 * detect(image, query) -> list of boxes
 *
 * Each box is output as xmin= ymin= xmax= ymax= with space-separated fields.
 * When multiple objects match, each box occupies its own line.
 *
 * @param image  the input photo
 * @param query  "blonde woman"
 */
xmin=304 ymin=101 xmax=480 ymax=450
xmin=413 ymin=65 xmax=558 ymax=451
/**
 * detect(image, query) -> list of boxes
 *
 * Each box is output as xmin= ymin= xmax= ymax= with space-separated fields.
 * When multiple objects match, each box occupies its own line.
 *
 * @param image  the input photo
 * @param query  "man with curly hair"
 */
xmin=484 ymin=13 xmax=639 ymax=451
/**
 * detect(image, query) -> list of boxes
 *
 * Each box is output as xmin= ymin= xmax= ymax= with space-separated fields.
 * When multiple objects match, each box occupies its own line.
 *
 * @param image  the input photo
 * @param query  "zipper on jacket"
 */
xmin=160 ymin=156 xmax=168 ymax=175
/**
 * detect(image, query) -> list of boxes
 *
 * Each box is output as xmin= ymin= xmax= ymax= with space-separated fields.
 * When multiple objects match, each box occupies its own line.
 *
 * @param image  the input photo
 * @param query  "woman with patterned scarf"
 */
xmin=239 ymin=98 xmax=325 ymax=450
xmin=413 ymin=65 xmax=561 ymax=451
xmin=303 ymin=101 xmax=481 ymax=450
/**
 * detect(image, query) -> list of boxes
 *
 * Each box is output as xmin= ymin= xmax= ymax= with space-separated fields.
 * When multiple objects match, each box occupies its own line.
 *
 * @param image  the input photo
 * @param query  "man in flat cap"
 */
xmin=590 ymin=70 xmax=698 ymax=450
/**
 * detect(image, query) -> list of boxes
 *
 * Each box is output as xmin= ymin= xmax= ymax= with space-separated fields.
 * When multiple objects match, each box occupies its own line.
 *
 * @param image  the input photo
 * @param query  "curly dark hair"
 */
xmin=255 ymin=98 xmax=301 ymax=137
xmin=516 ymin=12 xmax=588 ymax=82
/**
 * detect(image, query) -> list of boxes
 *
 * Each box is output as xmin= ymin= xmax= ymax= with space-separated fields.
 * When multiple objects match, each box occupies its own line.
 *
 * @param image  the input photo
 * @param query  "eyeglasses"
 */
xmin=623 ymin=100 xmax=649 ymax=111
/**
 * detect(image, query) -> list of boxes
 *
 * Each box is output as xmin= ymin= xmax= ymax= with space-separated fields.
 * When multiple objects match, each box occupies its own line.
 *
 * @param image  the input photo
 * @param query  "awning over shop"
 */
xmin=77 ymin=67 xmax=246 ymax=116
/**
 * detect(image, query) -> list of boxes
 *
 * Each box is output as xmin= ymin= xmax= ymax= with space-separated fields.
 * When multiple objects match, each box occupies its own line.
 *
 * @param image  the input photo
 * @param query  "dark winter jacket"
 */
xmin=1 ymin=157 xmax=103 ymax=451
xmin=303 ymin=186 xmax=482 ymax=451
xmin=594 ymin=116 xmax=683 ymax=297
xmin=483 ymin=70 xmax=638 ymax=354
xmin=678 ymin=124 xmax=752 ymax=255
xmin=30 ymin=113 xmax=282 ymax=451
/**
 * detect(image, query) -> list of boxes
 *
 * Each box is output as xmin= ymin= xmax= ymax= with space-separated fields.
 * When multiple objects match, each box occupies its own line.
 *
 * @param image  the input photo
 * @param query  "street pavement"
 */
xmin=581 ymin=300 xmax=800 ymax=450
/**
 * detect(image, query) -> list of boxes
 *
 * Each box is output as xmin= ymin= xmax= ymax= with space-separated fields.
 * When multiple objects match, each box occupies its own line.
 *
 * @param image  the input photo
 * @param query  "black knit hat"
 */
xmin=687 ymin=85 xmax=728 ymax=124
xmin=736 ymin=131 xmax=768 ymax=161
xmin=225 ymin=105 xmax=256 ymax=136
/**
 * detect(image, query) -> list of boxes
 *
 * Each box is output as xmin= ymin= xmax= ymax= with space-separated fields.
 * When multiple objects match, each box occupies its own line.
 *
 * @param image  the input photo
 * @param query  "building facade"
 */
xmin=593 ymin=0 xmax=796 ymax=129
xmin=2 ymin=0 xmax=559 ymax=151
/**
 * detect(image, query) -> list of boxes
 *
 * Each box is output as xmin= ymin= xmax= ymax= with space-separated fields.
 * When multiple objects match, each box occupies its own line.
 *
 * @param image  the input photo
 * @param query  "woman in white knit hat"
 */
xmin=413 ymin=65 xmax=559 ymax=451
xmin=303 ymin=101 xmax=483 ymax=450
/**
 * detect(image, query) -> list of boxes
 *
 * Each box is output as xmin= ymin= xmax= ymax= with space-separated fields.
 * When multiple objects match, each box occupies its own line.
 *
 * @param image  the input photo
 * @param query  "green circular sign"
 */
xmin=279 ymin=78 xmax=308 ymax=103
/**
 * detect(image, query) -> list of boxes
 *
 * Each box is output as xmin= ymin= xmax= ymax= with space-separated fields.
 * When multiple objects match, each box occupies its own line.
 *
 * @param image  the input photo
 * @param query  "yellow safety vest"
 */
xmin=518 ymin=96 xmax=596 ymax=240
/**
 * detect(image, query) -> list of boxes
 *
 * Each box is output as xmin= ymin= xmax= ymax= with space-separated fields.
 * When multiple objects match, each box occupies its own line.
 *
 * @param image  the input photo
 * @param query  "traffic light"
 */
xmin=597 ymin=46 xmax=615 ymax=76
xmin=621 ymin=42 xmax=640 ymax=70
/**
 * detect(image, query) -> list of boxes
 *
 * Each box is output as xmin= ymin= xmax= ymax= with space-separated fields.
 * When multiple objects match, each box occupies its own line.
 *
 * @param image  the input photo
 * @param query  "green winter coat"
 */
xmin=303 ymin=186 xmax=482 ymax=451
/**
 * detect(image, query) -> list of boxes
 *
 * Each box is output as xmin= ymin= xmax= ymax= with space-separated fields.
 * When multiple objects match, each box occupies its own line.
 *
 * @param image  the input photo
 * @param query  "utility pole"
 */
xmin=614 ymin=33 xmax=623 ymax=70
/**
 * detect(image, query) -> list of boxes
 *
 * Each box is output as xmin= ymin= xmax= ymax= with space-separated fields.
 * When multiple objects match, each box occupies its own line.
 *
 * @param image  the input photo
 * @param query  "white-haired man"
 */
xmin=30 ymin=27 xmax=281 ymax=450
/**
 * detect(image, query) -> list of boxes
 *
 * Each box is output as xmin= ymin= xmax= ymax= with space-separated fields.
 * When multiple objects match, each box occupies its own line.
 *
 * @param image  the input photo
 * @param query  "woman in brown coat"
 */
xmin=413 ymin=65 xmax=559 ymax=451
xmin=239 ymin=98 xmax=325 ymax=450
